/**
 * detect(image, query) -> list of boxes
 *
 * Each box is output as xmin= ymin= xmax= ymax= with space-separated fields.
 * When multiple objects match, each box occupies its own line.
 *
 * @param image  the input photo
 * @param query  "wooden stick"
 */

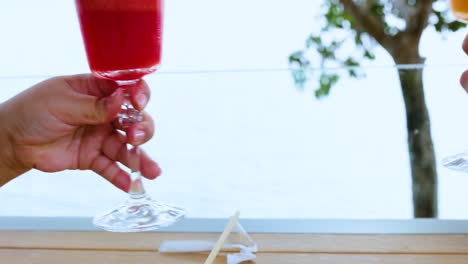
xmin=204 ymin=211 xmax=240 ymax=264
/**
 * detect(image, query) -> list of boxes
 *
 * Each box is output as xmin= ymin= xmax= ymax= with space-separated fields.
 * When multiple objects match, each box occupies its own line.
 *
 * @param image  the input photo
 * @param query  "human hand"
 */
xmin=0 ymin=74 xmax=161 ymax=191
xmin=461 ymin=35 xmax=468 ymax=90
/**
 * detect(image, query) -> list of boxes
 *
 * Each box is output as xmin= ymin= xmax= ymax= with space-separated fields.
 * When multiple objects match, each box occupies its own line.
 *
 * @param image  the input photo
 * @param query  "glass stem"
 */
xmin=128 ymin=146 xmax=146 ymax=198
xmin=117 ymin=81 xmax=146 ymax=198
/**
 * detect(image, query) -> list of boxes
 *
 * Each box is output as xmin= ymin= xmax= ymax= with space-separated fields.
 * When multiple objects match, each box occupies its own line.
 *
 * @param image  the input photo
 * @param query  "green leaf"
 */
xmin=315 ymin=73 xmax=340 ymax=98
xmin=447 ymin=21 xmax=467 ymax=32
xmin=291 ymin=69 xmax=308 ymax=90
xmin=288 ymin=51 xmax=309 ymax=67
xmin=306 ymin=35 xmax=322 ymax=48
xmin=364 ymin=49 xmax=376 ymax=60
xmin=344 ymin=58 xmax=359 ymax=67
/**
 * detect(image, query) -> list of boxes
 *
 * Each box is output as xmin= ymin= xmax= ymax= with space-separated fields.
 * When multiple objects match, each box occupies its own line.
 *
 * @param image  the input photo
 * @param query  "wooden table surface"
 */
xmin=3 ymin=230 xmax=468 ymax=263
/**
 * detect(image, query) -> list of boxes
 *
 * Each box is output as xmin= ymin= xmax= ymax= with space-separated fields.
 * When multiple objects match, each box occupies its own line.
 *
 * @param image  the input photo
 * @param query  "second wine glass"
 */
xmin=442 ymin=1 xmax=468 ymax=171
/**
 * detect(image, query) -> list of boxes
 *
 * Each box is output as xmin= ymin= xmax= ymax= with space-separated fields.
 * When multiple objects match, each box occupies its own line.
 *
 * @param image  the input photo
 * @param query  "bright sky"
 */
xmin=0 ymin=0 xmax=325 ymax=76
xmin=0 ymin=1 xmax=466 ymax=74
xmin=1 ymin=1 xmax=468 ymax=219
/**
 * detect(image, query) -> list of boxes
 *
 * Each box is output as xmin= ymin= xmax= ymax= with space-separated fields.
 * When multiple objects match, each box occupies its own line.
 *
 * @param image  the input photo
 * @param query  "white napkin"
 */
xmin=159 ymin=221 xmax=257 ymax=264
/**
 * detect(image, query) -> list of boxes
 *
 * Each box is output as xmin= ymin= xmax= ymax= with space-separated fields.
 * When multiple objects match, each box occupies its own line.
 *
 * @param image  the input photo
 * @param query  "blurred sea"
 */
xmin=1 ymin=0 xmax=468 ymax=219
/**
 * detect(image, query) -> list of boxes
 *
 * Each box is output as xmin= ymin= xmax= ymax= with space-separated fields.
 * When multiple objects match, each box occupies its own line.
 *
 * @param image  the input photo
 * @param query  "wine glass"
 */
xmin=75 ymin=0 xmax=186 ymax=232
xmin=450 ymin=0 xmax=468 ymax=21
xmin=443 ymin=0 xmax=468 ymax=172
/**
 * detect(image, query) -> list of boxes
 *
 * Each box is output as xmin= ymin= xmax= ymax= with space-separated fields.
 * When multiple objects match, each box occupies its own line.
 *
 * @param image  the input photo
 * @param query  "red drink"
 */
xmin=76 ymin=0 xmax=163 ymax=81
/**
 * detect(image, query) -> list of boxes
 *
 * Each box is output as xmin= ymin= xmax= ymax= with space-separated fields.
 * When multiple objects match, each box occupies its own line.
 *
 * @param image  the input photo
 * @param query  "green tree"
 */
xmin=290 ymin=0 xmax=465 ymax=217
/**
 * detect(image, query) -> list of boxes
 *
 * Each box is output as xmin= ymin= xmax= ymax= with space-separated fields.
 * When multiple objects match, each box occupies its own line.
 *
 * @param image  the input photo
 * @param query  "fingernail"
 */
xmin=107 ymin=89 xmax=121 ymax=105
xmin=111 ymin=88 xmax=123 ymax=99
xmin=155 ymin=164 xmax=162 ymax=177
xmin=134 ymin=130 xmax=146 ymax=143
xmin=136 ymin=93 xmax=148 ymax=108
xmin=105 ymin=89 xmax=124 ymax=118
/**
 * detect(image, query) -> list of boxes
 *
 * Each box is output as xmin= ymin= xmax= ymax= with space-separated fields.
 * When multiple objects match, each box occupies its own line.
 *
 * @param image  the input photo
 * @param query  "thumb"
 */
xmin=65 ymin=88 xmax=124 ymax=125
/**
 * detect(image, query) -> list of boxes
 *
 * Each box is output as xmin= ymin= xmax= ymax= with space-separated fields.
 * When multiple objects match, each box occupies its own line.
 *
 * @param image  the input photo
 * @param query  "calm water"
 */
xmin=1 ymin=66 xmax=468 ymax=219
xmin=1 ymin=0 xmax=468 ymax=219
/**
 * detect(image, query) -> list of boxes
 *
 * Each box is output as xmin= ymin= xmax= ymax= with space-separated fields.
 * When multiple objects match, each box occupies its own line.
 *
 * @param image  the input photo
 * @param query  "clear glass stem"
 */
xmin=127 ymin=148 xmax=145 ymax=197
xmin=118 ymin=82 xmax=146 ymax=196
xmin=129 ymin=175 xmax=145 ymax=197
xmin=93 ymin=80 xmax=186 ymax=232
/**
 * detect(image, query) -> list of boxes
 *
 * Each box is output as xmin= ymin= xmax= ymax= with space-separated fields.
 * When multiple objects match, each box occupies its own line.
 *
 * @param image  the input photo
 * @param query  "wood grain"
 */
xmin=2 ymin=250 xmax=468 ymax=264
xmin=2 ymin=231 xmax=468 ymax=254
xmin=0 ymin=249 xmax=226 ymax=264
xmin=2 ymin=231 xmax=468 ymax=263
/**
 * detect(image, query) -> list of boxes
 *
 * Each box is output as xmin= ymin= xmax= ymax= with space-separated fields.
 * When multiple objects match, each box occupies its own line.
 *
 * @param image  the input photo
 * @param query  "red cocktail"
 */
xmin=76 ymin=0 xmax=162 ymax=81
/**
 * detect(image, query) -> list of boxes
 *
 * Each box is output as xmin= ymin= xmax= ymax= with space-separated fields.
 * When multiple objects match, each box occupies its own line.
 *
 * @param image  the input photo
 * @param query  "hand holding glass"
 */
xmin=75 ymin=0 xmax=185 ymax=232
xmin=443 ymin=1 xmax=468 ymax=172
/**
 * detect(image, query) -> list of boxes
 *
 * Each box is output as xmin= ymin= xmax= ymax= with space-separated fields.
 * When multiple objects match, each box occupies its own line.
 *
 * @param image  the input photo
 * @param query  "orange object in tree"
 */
xmin=451 ymin=0 xmax=468 ymax=21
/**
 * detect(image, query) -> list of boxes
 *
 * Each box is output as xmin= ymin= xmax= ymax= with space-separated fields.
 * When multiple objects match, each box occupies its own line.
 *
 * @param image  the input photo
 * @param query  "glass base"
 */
xmin=93 ymin=194 xmax=186 ymax=232
xmin=442 ymin=150 xmax=468 ymax=173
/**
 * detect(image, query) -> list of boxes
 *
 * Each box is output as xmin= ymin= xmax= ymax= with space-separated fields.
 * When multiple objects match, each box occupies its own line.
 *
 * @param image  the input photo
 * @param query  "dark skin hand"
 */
xmin=461 ymin=35 xmax=468 ymax=91
xmin=0 ymin=74 xmax=161 ymax=192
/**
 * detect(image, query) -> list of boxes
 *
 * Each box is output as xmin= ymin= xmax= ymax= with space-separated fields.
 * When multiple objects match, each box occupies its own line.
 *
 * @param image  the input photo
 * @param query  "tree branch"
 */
xmin=405 ymin=0 xmax=432 ymax=37
xmin=339 ymin=0 xmax=389 ymax=48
